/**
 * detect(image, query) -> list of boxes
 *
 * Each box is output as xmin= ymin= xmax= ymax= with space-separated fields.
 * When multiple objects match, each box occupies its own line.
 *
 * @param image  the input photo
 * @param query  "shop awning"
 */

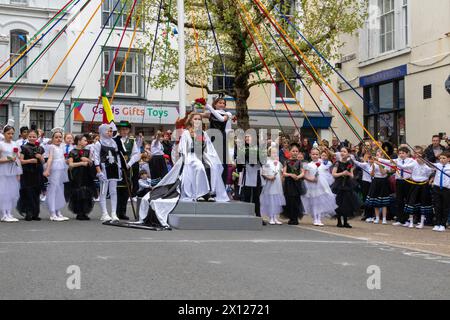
xmin=302 ymin=116 xmax=332 ymax=129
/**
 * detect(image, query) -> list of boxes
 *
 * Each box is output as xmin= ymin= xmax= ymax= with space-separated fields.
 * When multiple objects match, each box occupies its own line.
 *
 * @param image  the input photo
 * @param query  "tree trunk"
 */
xmin=234 ymin=86 xmax=251 ymax=130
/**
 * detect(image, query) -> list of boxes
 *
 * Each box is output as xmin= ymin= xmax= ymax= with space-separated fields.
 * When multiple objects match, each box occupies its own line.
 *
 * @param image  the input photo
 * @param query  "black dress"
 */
xmin=17 ymin=143 xmax=44 ymax=219
xmin=68 ymin=148 xmax=94 ymax=216
xmin=283 ymin=160 xmax=305 ymax=222
xmin=332 ymin=160 xmax=361 ymax=218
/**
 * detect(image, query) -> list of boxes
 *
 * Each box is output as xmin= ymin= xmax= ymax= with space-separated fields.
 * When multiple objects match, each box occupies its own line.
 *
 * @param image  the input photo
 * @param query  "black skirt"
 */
xmin=404 ymin=183 xmax=433 ymax=216
xmin=366 ymin=177 xmax=392 ymax=208
xmin=149 ymin=155 xmax=168 ymax=180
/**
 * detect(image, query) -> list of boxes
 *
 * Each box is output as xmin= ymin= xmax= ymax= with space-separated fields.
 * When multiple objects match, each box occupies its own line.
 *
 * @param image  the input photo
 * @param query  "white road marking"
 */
xmin=0 ymin=239 xmax=365 ymax=245
xmin=297 ymin=225 xmax=450 ymax=262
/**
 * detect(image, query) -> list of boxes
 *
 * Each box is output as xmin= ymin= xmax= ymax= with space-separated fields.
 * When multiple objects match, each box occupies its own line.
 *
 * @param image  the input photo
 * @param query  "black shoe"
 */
xmin=32 ymin=216 xmax=41 ymax=221
xmin=343 ymin=223 xmax=353 ymax=229
xmin=119 ymin=215 xmax=130 ymax=221
xmin=288 ymin=220 xmax=299 ymax=225
xmin=262 ymin=221 xmax=267 ymax=226
xmin=76 ymin=215 xmax=84 ymax=221
xmin=25 ymin=215 xmax=33 ymax=221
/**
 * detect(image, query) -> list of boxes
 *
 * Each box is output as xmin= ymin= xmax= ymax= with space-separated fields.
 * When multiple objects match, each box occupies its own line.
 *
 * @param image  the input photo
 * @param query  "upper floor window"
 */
xmin=102 ymin=0 xmax=142 ymax=29
xmin=379 ymin=0 xmax=395 ymax=53
xmin=10 ymin=30 xmax=28 ymax=79
xmin=360 ymin=0 xmax=409 ymax=61
xmin=103 ymin=49 xmax=143 ymax=97
xmin=277 ymin=0 xmax=297 ymax=18
xmin=275 ymin=64 xmax=297 ymax=100
xmin=212 ymin=56 xmax=235 ymax=93
xmin=10 ymin=0 xmax=28 ymax=5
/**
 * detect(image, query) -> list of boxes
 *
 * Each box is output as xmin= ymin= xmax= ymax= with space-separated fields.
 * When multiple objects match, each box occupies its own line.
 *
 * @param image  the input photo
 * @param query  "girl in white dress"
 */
xmin=0 ymin=125 xmax=22 ymax=222
xmin=301 ymin=148 xmax=337 ymax=226
xmin=320 ymin=150 xmax=335 ymax=186
xmin=43 ymin=129 xmax=69 ymax=222
xmin=261 ymin=147 xmax=286 ymax=225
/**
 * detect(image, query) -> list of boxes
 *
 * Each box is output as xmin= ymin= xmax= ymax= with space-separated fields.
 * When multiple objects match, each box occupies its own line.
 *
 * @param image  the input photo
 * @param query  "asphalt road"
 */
xmin=0 ymin=204 xmax=449 ymax=300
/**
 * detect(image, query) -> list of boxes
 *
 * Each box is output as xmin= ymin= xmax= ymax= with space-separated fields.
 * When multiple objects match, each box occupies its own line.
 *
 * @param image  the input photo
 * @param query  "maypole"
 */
xmin=177 ymin=0 xmax=186 ymax=118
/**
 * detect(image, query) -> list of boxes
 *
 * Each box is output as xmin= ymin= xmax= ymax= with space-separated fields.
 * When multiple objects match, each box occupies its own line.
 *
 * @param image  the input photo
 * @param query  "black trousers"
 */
xmin=240 ymin=186 xmax=261 ymax=217
xmin=361 ymin=181 xmax=374 ymax=218
xmin=396 ymin=179 xmax=411 ymax=223
xmin=285 ymin=196 xmax=302 ymax=221
xmin=131 ymin=163 xmax=139 ymax=197
xmin=433 ymin=186 xmax=450 ymax=226
xmin=116 ymin=169 xmax=132 ymax=217
xmin=116 ymin=185 xmax=129 ymax=216
xmin=18 ymin=186 xmax=41 ymax=218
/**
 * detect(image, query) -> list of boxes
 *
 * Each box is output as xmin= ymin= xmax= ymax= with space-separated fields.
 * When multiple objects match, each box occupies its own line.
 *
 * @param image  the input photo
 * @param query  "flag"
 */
xmin=101 ymin=87 xmax=114 ymax=124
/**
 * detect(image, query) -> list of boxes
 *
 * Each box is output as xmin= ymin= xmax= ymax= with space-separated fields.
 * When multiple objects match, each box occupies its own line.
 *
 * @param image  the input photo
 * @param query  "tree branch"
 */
xmin=162 ymin=2 xmax=211 ymax=31
xmin=185 ymin=79 xmax=234 ymax=97
xmin=247 ymin=78 xmax=283 ymax=90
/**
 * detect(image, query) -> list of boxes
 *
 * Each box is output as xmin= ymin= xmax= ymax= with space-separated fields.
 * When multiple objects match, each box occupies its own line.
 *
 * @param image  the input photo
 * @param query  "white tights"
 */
xmin=1 ymin=209 xmax=12 ymax=219
xmin=99 ymin=180 xmax=117 ymax=215
xmin=313 ymin=212 xmax=322 ymax=223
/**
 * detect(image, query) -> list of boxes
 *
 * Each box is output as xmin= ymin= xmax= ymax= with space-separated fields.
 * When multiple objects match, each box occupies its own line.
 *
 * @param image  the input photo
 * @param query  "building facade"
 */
xmin=0 ymin=0 xmax=73 ymax=137
xmin=0 ymin=0 xmax=337 ymax=143
xmin=333 ymin=0 xmax=450 ymax=147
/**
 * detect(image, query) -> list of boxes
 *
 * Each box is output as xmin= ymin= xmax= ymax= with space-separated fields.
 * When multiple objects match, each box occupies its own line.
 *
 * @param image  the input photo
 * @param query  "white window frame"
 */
xmin=10 ymin=30 xmax=28 ymax=79
xmin=103 ymin=50 xmax=142 ymax=97
xmin=359 ymin=0 xmax=410 ymax=62
xmin=273 ymin=65 xmax=303 ymax=104
xmin=379 ymin=0 xmax=395 ymax=54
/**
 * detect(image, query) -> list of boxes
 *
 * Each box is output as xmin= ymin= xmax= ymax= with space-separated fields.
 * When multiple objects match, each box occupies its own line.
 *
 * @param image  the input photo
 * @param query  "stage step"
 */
xmin=168 ymin=201 xmax=262 ymax=230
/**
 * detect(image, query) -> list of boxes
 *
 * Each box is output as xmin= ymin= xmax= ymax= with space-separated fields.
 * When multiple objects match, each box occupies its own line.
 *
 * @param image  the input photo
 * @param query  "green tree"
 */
xmin=138 ymin=0 xmax=367 ymax=129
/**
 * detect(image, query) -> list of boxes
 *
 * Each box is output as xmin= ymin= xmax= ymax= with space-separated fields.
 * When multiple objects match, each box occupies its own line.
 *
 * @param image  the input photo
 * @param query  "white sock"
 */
xmin=420 ymin=215 xmax=425 ymax=225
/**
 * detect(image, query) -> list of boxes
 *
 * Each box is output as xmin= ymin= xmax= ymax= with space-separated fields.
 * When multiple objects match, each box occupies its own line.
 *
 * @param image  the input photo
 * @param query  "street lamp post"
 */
xmin=178 ymin=0 xmax=186 ymax=118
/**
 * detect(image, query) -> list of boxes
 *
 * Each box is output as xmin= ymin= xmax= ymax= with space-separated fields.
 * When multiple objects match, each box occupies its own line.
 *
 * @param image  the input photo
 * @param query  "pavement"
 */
xmin=0 ymin=203 xmax=449 ymax=300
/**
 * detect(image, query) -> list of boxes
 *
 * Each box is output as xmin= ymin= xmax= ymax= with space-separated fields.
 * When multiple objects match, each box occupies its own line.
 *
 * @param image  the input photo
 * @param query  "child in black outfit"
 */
xmin=68 ymin=135 xmax=95 ymax=221
xmin=332 ymin=146 xmax=361 ymax=228
xmin=283 ymin=143 xmax=305 ymax=225
xmin=18 ymin=130 xmax=45 ymax=221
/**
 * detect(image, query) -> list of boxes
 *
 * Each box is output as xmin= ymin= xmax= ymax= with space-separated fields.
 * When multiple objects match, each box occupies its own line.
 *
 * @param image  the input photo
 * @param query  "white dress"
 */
xmin=178 ymin=130 xmax=229 ymax=202
xmin=45 ymin=144 xmax=69 ymax=213
xmin=260 ymin=159 xmax=286 ymax=217
xmin=319 ymin=159 xmax=335 ymax=186
xmin=301 ymin=161 xmax=337 ymax=218
xmin=0 ymin=141 xmax=22 ymax=211
xmin=138 ymin=130 xmax=230 ymax=227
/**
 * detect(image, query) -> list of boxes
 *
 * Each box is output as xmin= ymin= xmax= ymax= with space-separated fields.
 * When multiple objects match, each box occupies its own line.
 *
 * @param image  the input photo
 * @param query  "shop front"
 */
xmin=72 ymin=102 xmax=180 ymax=136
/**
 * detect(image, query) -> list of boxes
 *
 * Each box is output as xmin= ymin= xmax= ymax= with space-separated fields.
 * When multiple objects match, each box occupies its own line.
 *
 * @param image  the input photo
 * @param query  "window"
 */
xmin=212 ymin=56 xmax=235 ymax=92
xmin=103 ymin=49 xmax=143 ymax=97
xmin=10 ymin=0 xmax=28 ymax=5
xmin=402 ymin=0 xmax=408 ymax=46
xmin=360 ymin=0 xmax=409 ymax=60
xmin=10 ymin=30 xmax=28 ymax=79
xmin=30 ymin=110 xmax=54 ymax=136
xmin=0 ymin=106 xmax=8 ymax=127
xmin=277 ymin=0 xmax=297 ymax=18
xmin=363 ymin=78 xmax=405 ymax=145
xmin=102 ymin=0 xmax=142 ymax=29
xmin=423 ymin=85 xmax=432 ymax=100
xmin=379 ymin=0 xmax=395 ymax=53
xmin=275 ymin=65 xmax=297 ymax=100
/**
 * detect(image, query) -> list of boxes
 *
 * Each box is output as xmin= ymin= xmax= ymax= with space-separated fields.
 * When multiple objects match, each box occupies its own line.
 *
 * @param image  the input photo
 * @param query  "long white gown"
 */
xmin=260 ymin=159 xmax=286 ymax=217
xmin=301 ymin=161 xmax=337 ymax=218
xmin=0 ymin=141 xmax=22 ymax=211
xmin=45 ymin=144 xmax=69 ymax=213
xmin=139 ymin=129 xmax=229 ymax=227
